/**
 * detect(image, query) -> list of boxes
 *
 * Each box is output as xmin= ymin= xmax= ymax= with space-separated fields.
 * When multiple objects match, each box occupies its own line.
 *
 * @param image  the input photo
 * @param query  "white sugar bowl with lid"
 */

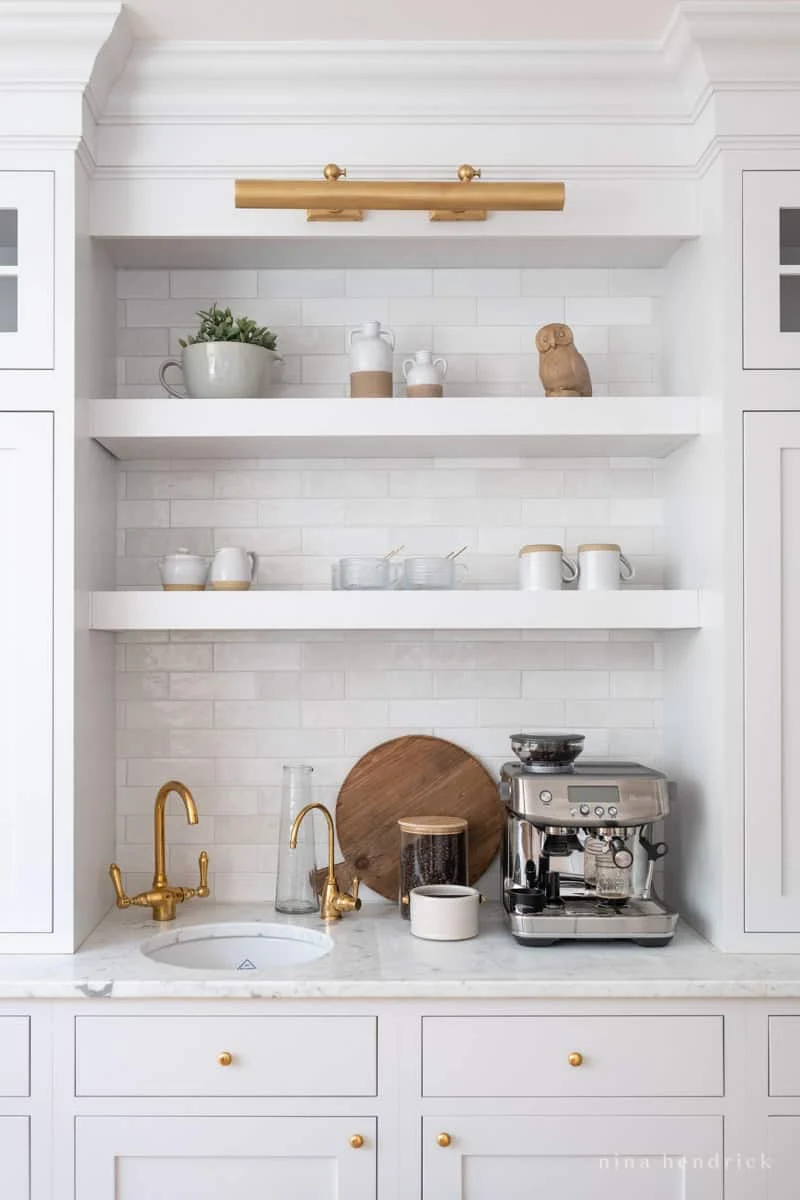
xmin=518 ymin=544 xmax=578 ymax=591
xmin=402 ymin=350 xmax=448 ymax=397
xmin=158 ymin=548 xmax=210 ymax=591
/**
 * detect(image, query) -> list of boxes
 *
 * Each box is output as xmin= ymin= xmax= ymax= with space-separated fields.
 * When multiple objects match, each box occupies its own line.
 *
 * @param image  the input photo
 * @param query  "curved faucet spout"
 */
xmin=154 ymin=780 xmax=198 ymax=888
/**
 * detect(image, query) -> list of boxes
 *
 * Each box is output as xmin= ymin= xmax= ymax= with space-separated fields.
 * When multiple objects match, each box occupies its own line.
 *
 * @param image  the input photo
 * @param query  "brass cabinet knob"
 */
xmin=436 ymin=1132 xmax=452 ymax=1148
xmin=349 ymin=1134 xmax=364 ymax=1149
xmin=217 ymin=1051 xmax=233 ymax=1067
xmin=567 ymin=1052 xmax=584 ymax=1067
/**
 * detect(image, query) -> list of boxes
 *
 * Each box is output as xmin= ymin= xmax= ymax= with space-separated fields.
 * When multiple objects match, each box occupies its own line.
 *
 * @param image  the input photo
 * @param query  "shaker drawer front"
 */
xmin=422 ymin=1015 xmax=724 ymax=1098
xmin=75 ymin=1015 xmax=377 ymax=1097
xmin=0 ymin=1017 xmax=29 ymax=1097
xmin=768 ymin=1017 xmax=800 ymax=1095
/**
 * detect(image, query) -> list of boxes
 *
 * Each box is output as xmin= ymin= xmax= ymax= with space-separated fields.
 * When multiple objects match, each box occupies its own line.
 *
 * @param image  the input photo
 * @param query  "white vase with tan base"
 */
xmin=402 ymin=350 xmax=447 ymax=397
xmin=348 ymin=321 xmax=395 ymax=397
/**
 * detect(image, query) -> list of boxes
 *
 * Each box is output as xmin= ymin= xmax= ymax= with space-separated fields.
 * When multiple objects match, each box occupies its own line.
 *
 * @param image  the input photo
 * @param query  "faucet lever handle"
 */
xmin=197 ymin=850 xmax=210 ymax=898
xmin=351 ymin=876 xmax=360 ymax=904
xmin=109 ymin=863 xmax=131 ymax=909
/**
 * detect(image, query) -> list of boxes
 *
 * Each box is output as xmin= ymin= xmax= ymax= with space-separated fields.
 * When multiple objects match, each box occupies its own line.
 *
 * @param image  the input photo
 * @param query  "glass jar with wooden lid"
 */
xmin=397 ymin=815 xmax=468 ymax=919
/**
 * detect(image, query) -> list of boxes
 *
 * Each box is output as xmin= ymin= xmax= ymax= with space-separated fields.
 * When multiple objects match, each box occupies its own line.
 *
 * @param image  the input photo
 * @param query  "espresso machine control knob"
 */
xmin=499 ymin=780 xmax=512 ymax=804
xmin=609 ymin=837 xmax=634 ymax=870
xmin=539 ymin=789 xmax=552 ymax=804
xmin=579 ymin=804 xmax=591 ymax=817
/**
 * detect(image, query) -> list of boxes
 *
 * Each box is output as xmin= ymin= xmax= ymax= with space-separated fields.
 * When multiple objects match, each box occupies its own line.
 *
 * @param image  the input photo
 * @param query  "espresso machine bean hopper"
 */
xmin=500 ymin=734 xmax=678 ymax=946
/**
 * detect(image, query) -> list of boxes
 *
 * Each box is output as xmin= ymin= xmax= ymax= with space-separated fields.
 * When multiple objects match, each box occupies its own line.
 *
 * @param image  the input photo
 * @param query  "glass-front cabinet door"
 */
xmin=0 ymin=172 xmax=54 ymax=370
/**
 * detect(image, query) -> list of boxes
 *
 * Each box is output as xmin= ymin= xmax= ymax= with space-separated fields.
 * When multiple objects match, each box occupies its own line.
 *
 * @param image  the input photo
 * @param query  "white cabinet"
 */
xmin=422 ymin=1114 xmax=722 ymax=1199
xmin=0 ymin=1116 xmax=30 ymax=1200
xmin=744 ymin=412 xmax=800 ymax=931
xmin=75 ymin=1116 xmax=377 ymax=1200
xmin=767 ymin=1117 xmax=800 ymax=1198
xmin=0 ymin=173 xmax=54 ymax=371
xmin=743 ymin=170 xmax=800 ymax=369
xmin=0 ymin=413 xmax=53 ymax=934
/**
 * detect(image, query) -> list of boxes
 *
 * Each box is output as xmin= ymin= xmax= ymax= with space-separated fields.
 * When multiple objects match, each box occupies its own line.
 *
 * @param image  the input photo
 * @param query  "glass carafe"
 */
xmin=275 ymin=764 xmax=319 ymax=914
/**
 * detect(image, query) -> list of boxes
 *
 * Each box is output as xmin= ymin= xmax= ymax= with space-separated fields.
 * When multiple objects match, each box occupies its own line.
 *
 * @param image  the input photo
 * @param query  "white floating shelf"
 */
xmin=91 ymin=589 xmax=702 ymax=633
xmin=90 ymin=396 xmax=703 ymax=461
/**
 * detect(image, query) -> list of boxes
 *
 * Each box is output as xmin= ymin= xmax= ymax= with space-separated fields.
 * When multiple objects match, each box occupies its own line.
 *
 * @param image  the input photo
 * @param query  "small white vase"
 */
xmin=348 ymin=321 xmax=395 ymax=397
xmin=159 ymin=342 xmax=283 ymax=399
xmin=402 ymin=350 xmax=447 ymax=397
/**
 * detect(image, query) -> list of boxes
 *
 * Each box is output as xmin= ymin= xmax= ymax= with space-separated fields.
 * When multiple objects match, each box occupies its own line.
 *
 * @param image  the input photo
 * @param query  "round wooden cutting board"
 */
xmin=335 ymin=734 xmax=504 ymax=901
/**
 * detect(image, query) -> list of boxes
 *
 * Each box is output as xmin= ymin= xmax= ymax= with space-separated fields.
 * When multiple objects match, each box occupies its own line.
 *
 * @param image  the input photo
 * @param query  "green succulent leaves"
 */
xmin=179 ymin=305 xmax=278 ymax=352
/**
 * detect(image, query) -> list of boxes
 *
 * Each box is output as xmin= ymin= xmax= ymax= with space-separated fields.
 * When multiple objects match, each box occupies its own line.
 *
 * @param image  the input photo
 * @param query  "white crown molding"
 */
xmin=0 ymin=2 xmax=131 ymax=137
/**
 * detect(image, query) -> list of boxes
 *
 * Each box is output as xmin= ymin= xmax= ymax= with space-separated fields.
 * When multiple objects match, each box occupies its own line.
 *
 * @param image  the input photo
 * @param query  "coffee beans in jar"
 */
xmin=398 ymin=815 xmax=468 ymax=919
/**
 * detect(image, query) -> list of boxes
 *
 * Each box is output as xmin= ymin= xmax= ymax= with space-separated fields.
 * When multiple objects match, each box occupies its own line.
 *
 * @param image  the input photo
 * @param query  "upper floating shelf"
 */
xmin=90 ymin=396 xmax=703 ymax=461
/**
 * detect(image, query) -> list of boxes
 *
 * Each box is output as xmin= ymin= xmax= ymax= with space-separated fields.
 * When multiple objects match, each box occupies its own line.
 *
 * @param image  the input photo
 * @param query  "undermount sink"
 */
xmin=141 ymin=921 xmax=333 ymax=972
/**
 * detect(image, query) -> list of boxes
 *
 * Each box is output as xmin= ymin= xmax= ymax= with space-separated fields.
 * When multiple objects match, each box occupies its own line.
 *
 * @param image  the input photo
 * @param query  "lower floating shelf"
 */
xmin=90 ymin=589 xmax=702 ymax=632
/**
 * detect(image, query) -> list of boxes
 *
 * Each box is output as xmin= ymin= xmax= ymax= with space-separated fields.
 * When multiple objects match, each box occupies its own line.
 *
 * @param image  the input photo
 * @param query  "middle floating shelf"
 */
xmin=89 ymin=395 xmax=704 ymax=461
xmin=91 ymin=589 xmax=703 ymax=633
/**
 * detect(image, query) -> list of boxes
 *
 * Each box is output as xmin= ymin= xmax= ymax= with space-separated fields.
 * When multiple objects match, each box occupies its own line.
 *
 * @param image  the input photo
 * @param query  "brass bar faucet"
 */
xmin=290 ymin=803 xmax=361 ymax=922
xmin=109 ymin=780 xmax=210 ymax=921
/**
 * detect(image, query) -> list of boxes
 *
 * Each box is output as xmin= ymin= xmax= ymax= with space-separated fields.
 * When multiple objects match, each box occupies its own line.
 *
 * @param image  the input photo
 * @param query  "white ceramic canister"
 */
xmin=348 ymin=321 xmax=395 ymax=398
xmin=409 ymin=884 xmax=482 ymax=941
xmin=158 ymin=548 xmax=210 ymax=591
xmin=402 ymin=350 xmax=448 ymax=398
xmin=159 ymin=342 xmax=283 ymax=400
xmin=207 ymin=547 xmax=257 ymax=591
xmin=518 ymin=544 xmax=578 ymax=591
xmin=577 ymin=543 xmax=635 ymax=591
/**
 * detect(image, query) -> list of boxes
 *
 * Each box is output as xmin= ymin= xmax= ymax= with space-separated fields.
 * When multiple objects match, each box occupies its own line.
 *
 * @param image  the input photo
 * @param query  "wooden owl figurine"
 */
xmin=535 ymin=323 xmax=592 ymax=397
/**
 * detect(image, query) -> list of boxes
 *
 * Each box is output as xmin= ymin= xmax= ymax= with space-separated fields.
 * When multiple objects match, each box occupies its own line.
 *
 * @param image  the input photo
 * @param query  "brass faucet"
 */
xmin=290 ymin=803 xmax=361 ymax=922
xmin=109 ymin=780 xmax=210 ymax=921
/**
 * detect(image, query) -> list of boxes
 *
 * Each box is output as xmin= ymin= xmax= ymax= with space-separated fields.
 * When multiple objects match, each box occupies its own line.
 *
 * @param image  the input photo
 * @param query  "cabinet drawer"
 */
xmin=75 ymin=1015 xmax=377 ymax=1097
xmin=0 ymin=1017 xmax=29 ymax=1097
xmin=768 ymin=1016 xmax=800 ymax=1095
xmin=422 ymin=1015 xmax=723 ymax=1098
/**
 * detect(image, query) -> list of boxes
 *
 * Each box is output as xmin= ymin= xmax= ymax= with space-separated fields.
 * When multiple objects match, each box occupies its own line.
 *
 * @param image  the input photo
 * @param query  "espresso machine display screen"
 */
xmin=567 ymin=785 xmax=620 ymax=805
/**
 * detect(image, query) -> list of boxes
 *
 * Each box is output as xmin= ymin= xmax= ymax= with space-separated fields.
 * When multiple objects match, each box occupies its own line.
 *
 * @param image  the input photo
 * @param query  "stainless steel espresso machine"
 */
xmin=500 ymin=733 xmax=678 ymax=946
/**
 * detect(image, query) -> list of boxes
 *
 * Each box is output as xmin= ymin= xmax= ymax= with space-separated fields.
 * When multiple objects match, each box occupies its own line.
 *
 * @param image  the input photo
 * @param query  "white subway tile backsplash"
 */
xmin=170 ymin=269 xmax=258 ymax=298
xmin=434 ymin=268 xmax=521 ymax=296
xmin=114 ymin=265 xmax=669 ymax=885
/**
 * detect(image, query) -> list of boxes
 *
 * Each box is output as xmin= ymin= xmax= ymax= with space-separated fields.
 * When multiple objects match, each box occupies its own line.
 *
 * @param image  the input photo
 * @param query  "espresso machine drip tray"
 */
xmin=507 ymin=897 xmax=679 ymax=947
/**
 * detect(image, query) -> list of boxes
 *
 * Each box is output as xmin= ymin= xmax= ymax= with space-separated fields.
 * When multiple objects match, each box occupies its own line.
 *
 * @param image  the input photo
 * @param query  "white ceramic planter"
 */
xmin=159 ymin=342 xmax=283 ymax=399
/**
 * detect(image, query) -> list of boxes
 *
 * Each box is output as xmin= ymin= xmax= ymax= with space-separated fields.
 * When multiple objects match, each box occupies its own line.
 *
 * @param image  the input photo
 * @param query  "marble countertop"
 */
xmin=1 ymin=902 xmax=800 ymax=999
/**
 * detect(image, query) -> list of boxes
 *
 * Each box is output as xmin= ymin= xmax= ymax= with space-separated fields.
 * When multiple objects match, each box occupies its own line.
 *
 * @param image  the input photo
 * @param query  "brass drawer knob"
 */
xmin=349 ymin=1134 xmax=364 ymax=1149
xmin=437 ymin=1132 xmax=452 ymax=1148
xmin=568 ymin=1052 xmax=584 ymax=1067
xmin=217 ymin=1051 xmax=233 ymax=1067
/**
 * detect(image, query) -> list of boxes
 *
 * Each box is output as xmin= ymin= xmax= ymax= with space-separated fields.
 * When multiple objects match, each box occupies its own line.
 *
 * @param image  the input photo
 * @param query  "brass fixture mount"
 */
xmin=234 ymin=164 xmax=565 ymax=223
xmin=109 ymin=780 xmax=210 ymax=921
xmin=289 ymin=802 xmax=361 ymax=922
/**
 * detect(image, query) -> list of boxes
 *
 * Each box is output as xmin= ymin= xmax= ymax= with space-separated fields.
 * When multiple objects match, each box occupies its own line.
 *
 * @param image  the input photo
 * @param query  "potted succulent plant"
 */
xmin=158 ymin=305 xmax=282 ymax=399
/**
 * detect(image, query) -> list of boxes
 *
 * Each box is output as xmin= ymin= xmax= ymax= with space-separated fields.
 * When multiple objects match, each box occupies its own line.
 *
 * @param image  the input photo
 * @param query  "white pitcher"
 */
xmin=348 ymin=321 xmax=395 ymax=397
xmin=402 ymin=350 xmax=447 ymax=397
xmin=208 ymin=547 xmax=257 ymax=591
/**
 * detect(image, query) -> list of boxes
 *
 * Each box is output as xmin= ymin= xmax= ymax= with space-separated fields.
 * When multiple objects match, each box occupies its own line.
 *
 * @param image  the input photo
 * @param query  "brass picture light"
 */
xmin=235 ymin=163 xmax=565 ymax=222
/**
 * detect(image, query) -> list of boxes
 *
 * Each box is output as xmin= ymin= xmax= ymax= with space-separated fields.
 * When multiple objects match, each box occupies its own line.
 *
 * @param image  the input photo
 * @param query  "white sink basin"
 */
xmin=141 ymin=922 xmax=333 ymax=972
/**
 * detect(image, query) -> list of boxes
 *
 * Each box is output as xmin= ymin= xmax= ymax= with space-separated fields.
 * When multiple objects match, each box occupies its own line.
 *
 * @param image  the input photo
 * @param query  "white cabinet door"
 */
xmin=768 ymin=1117 xmax=800 ymax=1198
xmin=744 ymin=412 xmax=800 ymax=931
xmin=0 ymin=173 xmax=54 ymax=370
xmin=423 ymin=1115 xmax=722 ymax=1200
xmin=743 ymin=170 xmax=800 ymax=369
xmin=0 ymin=413 xmax=53 ymax=933
xmin=75 ymin=1116 xmax=376 ymax=1200
xmin=0 ymin=1117 xmax=30 ymax=1200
